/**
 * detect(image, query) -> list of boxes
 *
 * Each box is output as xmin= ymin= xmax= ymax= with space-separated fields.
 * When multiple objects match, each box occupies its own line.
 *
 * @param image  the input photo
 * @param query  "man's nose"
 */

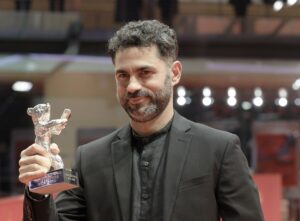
xmin=127 ymin=76 xmax=142 ymax=93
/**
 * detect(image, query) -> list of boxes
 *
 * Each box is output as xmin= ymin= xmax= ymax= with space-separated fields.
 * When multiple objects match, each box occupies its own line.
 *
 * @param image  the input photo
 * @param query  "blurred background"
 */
xmin=1 ymin=0 xmax=300 ymax=220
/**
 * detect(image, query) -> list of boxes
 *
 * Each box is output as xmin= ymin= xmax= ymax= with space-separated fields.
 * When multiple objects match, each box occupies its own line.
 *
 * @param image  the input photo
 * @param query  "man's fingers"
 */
xmin=18 ymin=170 xmax=46 ymax=186
xmin=19 ymin=154 xmax=51 ymax=168
xmin=21 ymin=144 xmax=49 ymax=158
xmin=19 ymin=163 xmax=49 ymax=175
xmin=18 ymin=161 xmax=50 ymax=185
xmin=18 ymin=143 xmax=53 ymax=185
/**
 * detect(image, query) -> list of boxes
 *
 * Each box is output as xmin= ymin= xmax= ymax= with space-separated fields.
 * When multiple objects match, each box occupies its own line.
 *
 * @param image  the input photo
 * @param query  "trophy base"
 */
xmin=29 ymin=168 xmax=79 ymax=195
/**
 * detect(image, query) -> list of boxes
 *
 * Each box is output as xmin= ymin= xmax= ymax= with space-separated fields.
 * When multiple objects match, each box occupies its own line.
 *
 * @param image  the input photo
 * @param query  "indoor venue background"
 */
xmin=1 ymin=0 xmax=300 ymax=220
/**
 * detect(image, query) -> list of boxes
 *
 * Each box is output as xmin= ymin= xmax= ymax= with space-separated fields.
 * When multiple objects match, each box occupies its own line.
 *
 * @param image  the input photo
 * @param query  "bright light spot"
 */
xmin=241 ymin=101 xmax=252 ymax=110
xmin=278 ymin=97 xmax=288 ymax=107
xmin=253 ymin=96 xmax=264 ymax=107
xmin=12 ymin=81 xmax=33 ymax=92
xmin=292 ymin=78 xmax=300 ymax=90
xmin=287 ymin=0 xmax=297 ymax=6
xmin=254 ymin=87 xmax=263 ymax=97
xmin=202 ymin=97 xmax=213 ymax=106
xmin=202 ymin=87 xmax=212 ymax=97
xmin=227 ymin=87 xmax=236 ymax=97
xmin=177 ymin=96 xmax=186 ymax=106
xmin=227 ymin=97 xmax=237 ymax=107
xmin=177 ymin=86 xmax=186 ymax=97
xmin=294 ymin=98 xmax=300 ymax=106
xmin=278 ymin=88 xmax=288 ymax=97
xmin=273 ymin=0 xmax=284 ymax=11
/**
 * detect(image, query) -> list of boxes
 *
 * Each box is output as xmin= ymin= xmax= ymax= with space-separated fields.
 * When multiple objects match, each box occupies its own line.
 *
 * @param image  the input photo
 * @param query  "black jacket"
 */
xmin=23 ymin=112 xmax=264 ymax=221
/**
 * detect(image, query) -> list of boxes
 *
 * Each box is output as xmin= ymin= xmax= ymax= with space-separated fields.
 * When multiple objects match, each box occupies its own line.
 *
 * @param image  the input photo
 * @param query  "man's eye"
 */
xmin=117 ymin=73 xmax=128 ymax=79
xmin=141 ymin=70 xmax=152 ymax=77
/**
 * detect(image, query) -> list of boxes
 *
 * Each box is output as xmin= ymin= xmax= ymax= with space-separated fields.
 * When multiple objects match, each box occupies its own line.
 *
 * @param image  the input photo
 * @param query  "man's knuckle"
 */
xmin=33 ymin=163 xmax=40 ymax=170
xmin=32 ymin=155 xmax=38 ymax=161
xmin=18 ymin=158 xmax=24 ymax=166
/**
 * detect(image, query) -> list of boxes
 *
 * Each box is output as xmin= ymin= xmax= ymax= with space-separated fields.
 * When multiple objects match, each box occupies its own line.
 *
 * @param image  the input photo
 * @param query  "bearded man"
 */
xmin=19 ymin=20 xmax=264 ymax=221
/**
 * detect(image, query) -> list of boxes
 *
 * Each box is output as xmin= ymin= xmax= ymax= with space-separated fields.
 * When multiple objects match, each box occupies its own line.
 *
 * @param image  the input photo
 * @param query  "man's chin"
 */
xmin=128 ymin=113 xmax=148 ymax=123
xmin=127 ymin=111 xmax=156 ymax=123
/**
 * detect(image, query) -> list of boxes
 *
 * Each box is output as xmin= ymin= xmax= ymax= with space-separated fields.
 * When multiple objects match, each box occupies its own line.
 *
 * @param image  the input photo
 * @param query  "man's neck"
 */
xmin=130 ymin=108 xmax=174 ymax=137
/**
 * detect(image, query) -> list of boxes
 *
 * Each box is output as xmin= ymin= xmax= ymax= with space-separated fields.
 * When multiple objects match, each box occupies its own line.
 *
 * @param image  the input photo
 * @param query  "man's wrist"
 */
xmin=25 ymin=186 xmax=49 ymax=201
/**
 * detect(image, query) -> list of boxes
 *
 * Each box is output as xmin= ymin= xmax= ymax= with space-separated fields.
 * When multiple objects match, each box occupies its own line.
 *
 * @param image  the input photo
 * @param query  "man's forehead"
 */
xmin=116 ymin=45 xmax=159 ymax=56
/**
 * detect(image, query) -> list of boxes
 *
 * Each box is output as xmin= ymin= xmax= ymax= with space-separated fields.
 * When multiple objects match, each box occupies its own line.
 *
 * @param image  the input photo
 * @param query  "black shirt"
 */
xmin=131 ymin=119 xmax=173 ymax=221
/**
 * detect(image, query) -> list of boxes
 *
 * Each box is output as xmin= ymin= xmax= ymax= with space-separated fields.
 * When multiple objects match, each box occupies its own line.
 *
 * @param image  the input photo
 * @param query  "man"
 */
xmin=19 ymin=20 xmax=264 ymax=221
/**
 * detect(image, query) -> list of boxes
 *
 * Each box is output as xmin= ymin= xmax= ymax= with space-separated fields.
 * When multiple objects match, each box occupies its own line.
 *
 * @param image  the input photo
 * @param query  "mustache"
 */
xmin=126 ymin=90 xmax=151 ymax=99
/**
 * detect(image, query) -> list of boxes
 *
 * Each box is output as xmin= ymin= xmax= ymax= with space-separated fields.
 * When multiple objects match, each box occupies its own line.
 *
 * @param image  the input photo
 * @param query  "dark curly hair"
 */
xmin=108 ymin=20 xmax=178 ymax=63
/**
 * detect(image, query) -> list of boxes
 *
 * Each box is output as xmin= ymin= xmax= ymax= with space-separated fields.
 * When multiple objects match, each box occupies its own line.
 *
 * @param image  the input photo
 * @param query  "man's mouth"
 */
xmin=128 ymin=96 xmax=146 ymax=105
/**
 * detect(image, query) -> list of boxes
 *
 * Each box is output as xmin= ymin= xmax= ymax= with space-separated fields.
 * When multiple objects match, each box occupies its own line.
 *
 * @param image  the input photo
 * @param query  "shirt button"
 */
xmin=142 ymin=161 xmax=150 ymax=167
xmin=142 ymin=193 xmax=150 ymax=200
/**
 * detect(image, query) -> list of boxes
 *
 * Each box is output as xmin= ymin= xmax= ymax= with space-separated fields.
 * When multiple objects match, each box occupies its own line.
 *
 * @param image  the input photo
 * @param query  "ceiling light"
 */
xmin=277 ymin=97 xmax=288 ymax=107
xmin=202 ymin=97 xmax=213 ymax=106
xmin=177 ymin=96 xmax=186 ymax=106
xmin=202 ymin=87 xmax=212 ymax=97
xmin=12 ymin=81 xmax=33 ymax=92
xmin=254 ymin=87 xmax=263 ymax=97
xmin=253 ymin=96 xmax=264 ymax=107
xmin=227 ymin=87 xmax=237 ymax=97
xmin=177 ymin=86 xmax=186 ymax=97
xmin=273 ymin=0 xmax=284 ymax=11
xmin=294 ymin=98 xmax=300 ymax=106
xmin=292 ymin=78 xmax=300 ymax=90
xmin=227 ymin=97 xmax=237 ymax=107
xmin=278 ymin=88 xmax=288 ymax=97
xmin=241 ymin=101 xmax=252 ymax=110
xmin=287 ymin=0 xmax=297 ymax=6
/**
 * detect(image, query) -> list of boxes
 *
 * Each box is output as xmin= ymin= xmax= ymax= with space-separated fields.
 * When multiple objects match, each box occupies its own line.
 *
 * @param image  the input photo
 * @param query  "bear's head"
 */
xmin=27 ymin=103 xmax=51 ymax=124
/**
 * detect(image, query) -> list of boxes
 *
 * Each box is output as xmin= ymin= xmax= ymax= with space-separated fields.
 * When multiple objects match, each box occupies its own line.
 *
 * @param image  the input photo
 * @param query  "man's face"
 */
xmin=114 ymin=46 xmax=173 ymax=123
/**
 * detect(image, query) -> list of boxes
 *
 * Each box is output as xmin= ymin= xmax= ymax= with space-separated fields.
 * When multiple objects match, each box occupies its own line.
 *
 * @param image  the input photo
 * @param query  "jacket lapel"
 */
xmin=163 ymin=113 xmax=192 ymax=221
xmin=112 ymin=125 xmax=132 ymax=221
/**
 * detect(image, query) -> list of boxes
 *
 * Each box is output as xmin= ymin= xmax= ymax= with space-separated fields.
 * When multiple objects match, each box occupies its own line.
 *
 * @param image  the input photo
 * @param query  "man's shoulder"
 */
xmin=174 ymin=113 xmax=238 ymax=143
xmin=77 ymin=124 xmax=129 ymax=153
xmin=175 ymin=113 xmax=233 ymax=133
xmin=192 ymin=121 xmax=236 ymax=139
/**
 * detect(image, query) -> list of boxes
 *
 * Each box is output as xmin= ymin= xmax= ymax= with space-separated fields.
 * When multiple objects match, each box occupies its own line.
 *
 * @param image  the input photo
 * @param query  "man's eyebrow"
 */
xmin=138 ymin=65 xmax=155 ymax=71
xmin=115 ymin=65 xmax=154 ymax=73
xmin=115 ymin=68 xmax=127 ymax=74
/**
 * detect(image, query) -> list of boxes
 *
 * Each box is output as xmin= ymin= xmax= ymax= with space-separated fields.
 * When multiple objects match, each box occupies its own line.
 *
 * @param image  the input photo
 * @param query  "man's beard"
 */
xmin=121 ymin=75 xmax=172 ymax=123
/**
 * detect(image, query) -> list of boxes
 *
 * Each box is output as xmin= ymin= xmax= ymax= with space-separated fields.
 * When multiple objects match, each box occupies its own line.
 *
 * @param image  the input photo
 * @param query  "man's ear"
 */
xmin=171 ymin=61 xmax=182 ymax=86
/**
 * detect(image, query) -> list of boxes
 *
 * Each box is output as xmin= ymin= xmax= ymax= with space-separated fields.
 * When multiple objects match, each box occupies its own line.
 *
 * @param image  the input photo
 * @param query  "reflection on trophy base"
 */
xmin=29 ymin=168 xmax=79 ymax=195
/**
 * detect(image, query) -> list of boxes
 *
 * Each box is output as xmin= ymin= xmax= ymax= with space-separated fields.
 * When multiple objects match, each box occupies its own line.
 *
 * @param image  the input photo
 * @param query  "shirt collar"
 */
xmin=131 ymin=115 xmax=174 ymax=145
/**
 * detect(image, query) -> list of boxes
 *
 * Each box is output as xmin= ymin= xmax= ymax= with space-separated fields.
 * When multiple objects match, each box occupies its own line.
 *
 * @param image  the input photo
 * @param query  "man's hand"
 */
xmin=18 ymin=143 xmax=60 ymax=186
